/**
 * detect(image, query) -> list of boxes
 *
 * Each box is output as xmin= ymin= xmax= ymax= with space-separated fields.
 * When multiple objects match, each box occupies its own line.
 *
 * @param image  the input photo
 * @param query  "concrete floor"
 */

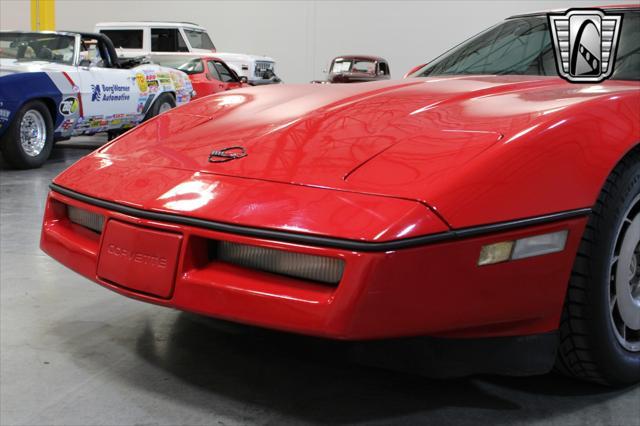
xmin=1 ymin=138 xmax=639 ymax=426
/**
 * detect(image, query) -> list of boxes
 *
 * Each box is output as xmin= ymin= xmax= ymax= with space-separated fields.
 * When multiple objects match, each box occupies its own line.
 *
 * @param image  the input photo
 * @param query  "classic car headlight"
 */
xmin=216 ymin=241 xmax=344 ymax=285
xmin=478 ymin=230 xmax=568 ymax=266
xmin=67 ymin=205 xmax=105 ymax=233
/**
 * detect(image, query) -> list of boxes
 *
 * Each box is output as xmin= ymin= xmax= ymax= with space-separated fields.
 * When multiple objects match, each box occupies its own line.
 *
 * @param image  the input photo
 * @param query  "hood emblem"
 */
xmin=209 ymin=146 xmax=248 ymax=163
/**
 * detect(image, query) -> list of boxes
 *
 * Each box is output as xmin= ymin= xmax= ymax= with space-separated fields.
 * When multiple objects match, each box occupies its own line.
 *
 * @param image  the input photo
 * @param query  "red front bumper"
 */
xmin=41 ymin=189 xmax=587 ymax=340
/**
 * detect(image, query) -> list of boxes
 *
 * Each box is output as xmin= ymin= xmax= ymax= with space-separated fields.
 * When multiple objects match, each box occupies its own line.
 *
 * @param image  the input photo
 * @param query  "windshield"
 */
xmin=412 ymin=11 xmax=639 ymax=81
xmin=99 ymin=29 xmax=143 ymax=49
xmin=152 ymin=55 xmax=203 ymax=74
xmin=184 ymin=29 xmax=215 ymax=50
xmin=331 ymin=59 xmax=376 ymax=74
xmin=0 ymin=32 xmax=75 ymax=65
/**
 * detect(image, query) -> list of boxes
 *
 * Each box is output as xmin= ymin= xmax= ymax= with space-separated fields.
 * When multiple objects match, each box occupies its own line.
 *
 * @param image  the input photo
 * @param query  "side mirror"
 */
xmin=404 ymin=63 xmax=427 ymax=78
xmin=239 ymin=76 xmax=248 ymax=84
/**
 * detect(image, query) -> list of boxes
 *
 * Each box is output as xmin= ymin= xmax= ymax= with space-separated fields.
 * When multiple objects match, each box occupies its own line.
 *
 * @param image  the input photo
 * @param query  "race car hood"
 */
xmin=55 ymin=75 xmax=640 ymax=231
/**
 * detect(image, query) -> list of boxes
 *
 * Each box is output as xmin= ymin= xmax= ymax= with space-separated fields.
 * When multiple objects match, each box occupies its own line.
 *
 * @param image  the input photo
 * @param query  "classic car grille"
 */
xmin=254 ymin=61 xmax=274 ymax=77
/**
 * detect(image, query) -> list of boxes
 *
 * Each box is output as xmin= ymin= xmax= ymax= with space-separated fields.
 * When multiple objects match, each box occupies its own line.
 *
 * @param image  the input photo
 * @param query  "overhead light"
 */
xmin=478 ymin=230 xmax=568 ymax=266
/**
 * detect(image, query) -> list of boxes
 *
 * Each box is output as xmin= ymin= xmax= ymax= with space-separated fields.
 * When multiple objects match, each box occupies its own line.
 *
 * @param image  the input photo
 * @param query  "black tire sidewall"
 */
xmin=591 ymin=160 xmax=640 ymax=384
xmin=1 ymin=100 xmax=54 ymax=169
xmin=147 ymin=93 xmax=176 ymax=120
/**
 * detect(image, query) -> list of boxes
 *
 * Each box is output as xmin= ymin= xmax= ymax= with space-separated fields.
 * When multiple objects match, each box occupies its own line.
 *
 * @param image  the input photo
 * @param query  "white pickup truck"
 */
xmin=95 ymin=22 xmax=281 ymax=86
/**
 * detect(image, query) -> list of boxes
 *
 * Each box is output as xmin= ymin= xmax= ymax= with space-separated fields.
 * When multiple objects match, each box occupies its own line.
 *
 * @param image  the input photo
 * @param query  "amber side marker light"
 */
xmin=478 ymin=230 xmax=568 ymax=266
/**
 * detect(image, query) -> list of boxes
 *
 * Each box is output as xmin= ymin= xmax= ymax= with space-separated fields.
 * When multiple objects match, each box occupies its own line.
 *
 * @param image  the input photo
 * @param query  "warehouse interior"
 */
xmin=1 ymin=1 xmax=639 ymax=425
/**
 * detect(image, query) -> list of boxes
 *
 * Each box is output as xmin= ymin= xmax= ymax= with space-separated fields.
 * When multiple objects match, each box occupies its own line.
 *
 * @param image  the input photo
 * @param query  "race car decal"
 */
xmin=142 ymin=94 xmax=156 ymax=115
xmin=59 ymin=97 xmax=80 ymax=116
xmin=0 ymin=59 xmax=193 ymax=140
xmin=60 ymin=118 xmax=75 ymax=130
xmin=61 ymin=71 xmax=84 ymax=118
xmin=0 ymin=108 xmax=10 ymax=123
xmin=91 ymin=84 xmax=131 ymax=102
xmin=135 ymin=73 xmax=148 ymax=92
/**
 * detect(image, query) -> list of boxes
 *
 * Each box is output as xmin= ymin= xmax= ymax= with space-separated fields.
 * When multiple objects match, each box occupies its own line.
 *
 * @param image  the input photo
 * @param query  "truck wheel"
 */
xmin=0 ymin=100 xmax=53 ymax=169
xmin=146 ymin=93 xmax=175 ymax=120
xmin=556 ymin=150 xmax=640 ymax=386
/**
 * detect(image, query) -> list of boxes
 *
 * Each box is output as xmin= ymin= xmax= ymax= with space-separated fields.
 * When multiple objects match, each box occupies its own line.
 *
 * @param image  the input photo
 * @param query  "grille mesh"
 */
xmin=67 ymin=205 xmax=105 ymax=233
xmin=254 ymin=61 xmax=274 ymax=77
xmin=217 ymin=241 xmax=344 ymax=285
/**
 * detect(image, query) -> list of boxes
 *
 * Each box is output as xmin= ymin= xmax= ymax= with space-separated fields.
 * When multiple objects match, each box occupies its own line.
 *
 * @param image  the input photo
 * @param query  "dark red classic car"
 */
xmin=316 ymin=55 xmax=391 ymax=83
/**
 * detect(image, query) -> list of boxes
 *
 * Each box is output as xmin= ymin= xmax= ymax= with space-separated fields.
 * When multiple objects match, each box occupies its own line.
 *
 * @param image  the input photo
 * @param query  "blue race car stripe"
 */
xmin=0 ymin=72 xmax=64 ymax=129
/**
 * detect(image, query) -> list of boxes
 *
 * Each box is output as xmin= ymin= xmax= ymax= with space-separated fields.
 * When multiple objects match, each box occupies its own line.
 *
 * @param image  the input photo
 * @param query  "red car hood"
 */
xmin=55 ymin=75 xmax=638 ymax=233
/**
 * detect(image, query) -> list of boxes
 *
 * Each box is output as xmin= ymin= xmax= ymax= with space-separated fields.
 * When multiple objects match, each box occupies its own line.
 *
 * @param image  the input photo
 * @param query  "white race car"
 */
xmin=0 ymin=31 xmax=195 ymax=169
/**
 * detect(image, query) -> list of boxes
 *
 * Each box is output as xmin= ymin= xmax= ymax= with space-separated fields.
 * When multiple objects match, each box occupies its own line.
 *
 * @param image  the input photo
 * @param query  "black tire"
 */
xmin=0 ymin=100 xmax=53 ymax=169
xmin=107 ymin=130 xmax=124 ymax=141
xmin=556 ymin=149 xmax=640 ymax=386
xmin=145 ymin=93 xmax=175 ymax=121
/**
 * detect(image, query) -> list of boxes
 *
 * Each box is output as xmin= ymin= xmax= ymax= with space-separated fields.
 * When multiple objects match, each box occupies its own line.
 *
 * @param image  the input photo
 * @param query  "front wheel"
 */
xmin=0 ymin=100 xmax=53 ymax=169
xmin=556 ymin=150 xmax=640 ymax=386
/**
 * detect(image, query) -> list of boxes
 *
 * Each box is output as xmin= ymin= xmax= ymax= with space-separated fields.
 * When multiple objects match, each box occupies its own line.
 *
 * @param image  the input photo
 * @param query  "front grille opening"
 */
xmin=67 ymin=205 xmax=105 ymax=234
xmin=254 ymin=61 xmax=274 ymax=77
xmin=209 ymin=240 xmax=344 ymax=285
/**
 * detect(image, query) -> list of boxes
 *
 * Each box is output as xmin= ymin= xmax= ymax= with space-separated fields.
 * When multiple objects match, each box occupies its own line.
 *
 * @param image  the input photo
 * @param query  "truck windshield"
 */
xmin=331 ymin=59 xmax=376 ymax=74
xmin=412 ymin=11 xmax=639 ymax=81
xmin=0 ymin=32 xmax=75 ymax=65
xmin=184 ymin=29 xmax=215 ymax=50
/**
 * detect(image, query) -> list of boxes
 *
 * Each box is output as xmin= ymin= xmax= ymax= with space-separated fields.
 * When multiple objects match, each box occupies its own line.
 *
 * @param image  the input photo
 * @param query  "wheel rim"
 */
xmin=610 ymin=194 xmax=640 ymax=352
xmin=19 ymin=110 xmax=47 ymax=157
xmin=158 ymin=102 xmax=172 ymax=114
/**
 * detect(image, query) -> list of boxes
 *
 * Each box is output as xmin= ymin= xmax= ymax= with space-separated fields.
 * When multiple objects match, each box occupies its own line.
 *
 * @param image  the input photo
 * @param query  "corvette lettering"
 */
xmin=106 ymin=244 xmax=168 ymax=268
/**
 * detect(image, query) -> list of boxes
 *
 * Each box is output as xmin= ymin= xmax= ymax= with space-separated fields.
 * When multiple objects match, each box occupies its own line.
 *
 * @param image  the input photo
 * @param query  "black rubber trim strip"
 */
xmin=50 ymin=183 xmax=591 ymax=252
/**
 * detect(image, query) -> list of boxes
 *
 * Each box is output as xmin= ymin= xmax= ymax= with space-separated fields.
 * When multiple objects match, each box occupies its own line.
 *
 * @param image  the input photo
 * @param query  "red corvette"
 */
xmin=41 ymin=6 xmax=639 ymax=385
xmin=152 ymin=54 xmax=246 ymax=99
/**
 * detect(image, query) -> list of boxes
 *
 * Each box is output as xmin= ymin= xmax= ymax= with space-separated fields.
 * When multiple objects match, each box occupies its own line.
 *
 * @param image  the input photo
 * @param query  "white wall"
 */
xmin=1 ymin=0 xmax=31 ymax=31
xmin=2 ymin=0 xmax=637 ymax=83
